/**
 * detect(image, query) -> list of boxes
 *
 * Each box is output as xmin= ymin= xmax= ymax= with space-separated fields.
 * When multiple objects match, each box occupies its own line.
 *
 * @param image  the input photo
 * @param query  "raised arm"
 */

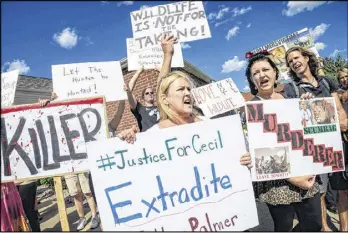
xmin=109 ymin=100 xmax=125 ymax=132
xmin=127 ymin=66 xmax=144 ymax=110
xmin=157 ymin=34 xmax=177 ymax=87
xmin=332 ymin=92 xmax=348 ymax=132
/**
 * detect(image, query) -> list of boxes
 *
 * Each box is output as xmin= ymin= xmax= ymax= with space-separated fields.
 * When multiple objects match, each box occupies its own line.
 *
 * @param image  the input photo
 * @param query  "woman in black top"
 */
xmin=245 ymin=51 xmax=321 ymax=231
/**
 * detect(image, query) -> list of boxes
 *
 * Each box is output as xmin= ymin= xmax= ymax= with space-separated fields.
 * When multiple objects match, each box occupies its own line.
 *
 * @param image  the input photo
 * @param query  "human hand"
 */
xmin=287 ymin=175 xmax=316 ymax=190
xmin=38 ymin=98 xmax=50 ymax=107
xmin=300 ymin=92 xmax=314 ymax=100
xmin=117 ymin=126 xmax=138 ymax=144
xmin=240 ymin=152 xmax=253 ymax=169
xmin=160 ymin=34 xmax=177 ymax=56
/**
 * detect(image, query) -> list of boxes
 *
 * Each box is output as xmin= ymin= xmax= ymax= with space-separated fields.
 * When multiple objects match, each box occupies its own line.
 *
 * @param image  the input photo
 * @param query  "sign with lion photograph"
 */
xmin=248 ymin=28 xmax=320 ymax=82
xmin=246 ymin=98 xmax=344 ymax=182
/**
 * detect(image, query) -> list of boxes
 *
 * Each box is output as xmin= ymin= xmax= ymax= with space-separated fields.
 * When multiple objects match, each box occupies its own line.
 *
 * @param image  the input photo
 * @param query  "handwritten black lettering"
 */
xmin=60 ymin=114 xmax=87 ymax=160
xmin=1 ymin=117 xmax=38 ymax=176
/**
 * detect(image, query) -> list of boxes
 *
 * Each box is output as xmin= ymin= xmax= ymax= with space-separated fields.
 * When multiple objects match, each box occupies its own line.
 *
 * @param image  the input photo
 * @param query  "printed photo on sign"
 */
xmin=127 ymin=37 xmax=184 ymax=71
xmin=0 ymin=97 xmax=108 ymax=181
xmin=255 ymin=146 xmax=290 ymax=180
xmin=247 ymin=28 xmax=320 ymax=82
xmin=299 ymin=99 xmax=337 ymax=131
xmin=269 ymin=45 xmax=288 ymax=74
xmin=1 ymin=69 xmax=19 ymax=108
xmin=246 ymin=98 xmax=344 ymax=182
xmin=52 ymin=61 xmax=127 ymax=102
xmin=86 ymin=115 xmax=258 ymax=231
xmin=130 ymin=1 xmax=211 ymax=47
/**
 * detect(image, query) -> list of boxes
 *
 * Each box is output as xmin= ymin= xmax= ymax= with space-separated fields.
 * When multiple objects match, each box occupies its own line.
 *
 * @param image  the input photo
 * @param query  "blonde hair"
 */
xmin=337 ymin=68 xmax=348 ymax=79
xmin=156 ymin=71 xmax=196 ymax=123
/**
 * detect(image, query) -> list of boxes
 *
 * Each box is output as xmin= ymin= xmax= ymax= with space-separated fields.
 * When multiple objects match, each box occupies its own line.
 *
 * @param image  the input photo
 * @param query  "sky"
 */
xmin=1 ymin=1 xmax=347 ymax=92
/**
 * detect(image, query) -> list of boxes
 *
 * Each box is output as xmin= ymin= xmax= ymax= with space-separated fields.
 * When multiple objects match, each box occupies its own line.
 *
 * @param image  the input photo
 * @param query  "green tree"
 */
xmin=322 ymin=52 xmax=348 ymax=79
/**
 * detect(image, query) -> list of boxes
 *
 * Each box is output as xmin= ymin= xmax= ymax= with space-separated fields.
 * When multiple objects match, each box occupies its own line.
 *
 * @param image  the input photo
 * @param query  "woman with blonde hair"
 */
xmin=121 ymin=34 xmax=253 ymax=165
xmin=337 ymin=67 xmax=348 ymax=91
xmin=152 ymin=70 xmax=202 ymax=129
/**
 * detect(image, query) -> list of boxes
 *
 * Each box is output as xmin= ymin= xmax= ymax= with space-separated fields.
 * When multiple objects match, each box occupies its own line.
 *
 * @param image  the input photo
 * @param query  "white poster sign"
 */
xmin=127 ymin=38 xmax=184 ymax=71
xmin=1 ymin=69 xmax=19 ymax=108
xmin=1 ymin=97 xmax=108 ymax=181
xmin=191 ymin=78 xmax=246 ymax=118
xmin=248 ymin=28 xmax=320 ymax=82
xmin=130 ymin=1 xmax=211 ymax=49
xmin=246 ymin=98 xmax=344 ymax=182
xmin=87 ymin=115 xmax=258 ymax=231
xmin=52 ymin=61 xmax=127 ymax=102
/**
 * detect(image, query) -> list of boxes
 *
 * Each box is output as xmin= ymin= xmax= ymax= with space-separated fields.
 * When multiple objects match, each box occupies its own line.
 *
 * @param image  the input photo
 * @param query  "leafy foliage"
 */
xmin=39 ymin=177 xmax=54 ymax=188
xmin=322 ymin=52 xmax=348 ymax=79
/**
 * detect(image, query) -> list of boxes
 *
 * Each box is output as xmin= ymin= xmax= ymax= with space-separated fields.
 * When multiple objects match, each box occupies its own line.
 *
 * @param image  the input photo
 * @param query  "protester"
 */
xmin=118 ymin=35 xmax=253 ymax=173
xmin=337 ymin=67 xmax=348 ymax=91
xmin=64 ymin=173 xmax=99 ymax=230
xmin=327 ymin=68 xmax=348 ymax=232
xmin=108 ymin=100 xmax=125 ymax=137
xmin=1 ymin=182 xmax=31 ymax=232
xmin=284 ymin=46 xmax=348 ymax=231
xmin=244 ymin=51 xmax=322 ymax=231
xmin=16 ymin=180 xmax=41 ymax=231
xmin=125 ymin=65 xmax=159 ymax=132
xmin=38 ymin=94 xmax=99 ymax=231
xmin=325 ymin=183 xmax=338 ymax=214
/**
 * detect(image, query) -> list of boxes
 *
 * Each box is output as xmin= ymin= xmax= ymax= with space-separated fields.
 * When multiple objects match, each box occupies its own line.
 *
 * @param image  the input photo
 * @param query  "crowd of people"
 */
xmin=1 ymin=35 xmax=347 ymax=232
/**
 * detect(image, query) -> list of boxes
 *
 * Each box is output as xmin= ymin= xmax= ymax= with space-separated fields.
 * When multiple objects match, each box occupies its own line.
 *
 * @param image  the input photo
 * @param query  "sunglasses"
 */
xmin=145 ymin=92 xmax=154 ymax=95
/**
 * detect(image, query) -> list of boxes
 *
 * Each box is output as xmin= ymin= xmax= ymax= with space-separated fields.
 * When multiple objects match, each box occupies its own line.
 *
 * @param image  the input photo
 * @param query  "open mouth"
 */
xmin=293 ymin=63 xmax=302 ymax=71
xmin=183 ymin=99 xmax=192 ymax=106
xmin=260 ymin=79 xmax=269 ymax=88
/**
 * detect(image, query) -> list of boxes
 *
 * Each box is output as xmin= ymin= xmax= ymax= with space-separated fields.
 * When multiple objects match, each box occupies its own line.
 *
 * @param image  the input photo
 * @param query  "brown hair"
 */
xmin=245 ymin=51 xmax=279 ymax=95
xmin=285 ymin=46 xmax=318 ymax=82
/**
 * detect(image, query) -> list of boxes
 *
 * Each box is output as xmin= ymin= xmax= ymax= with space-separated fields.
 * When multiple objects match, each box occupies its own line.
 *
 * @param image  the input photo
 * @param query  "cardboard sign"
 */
xmin=52 ymin=61 xmax=127 ymax=102
xmin=130 ymin=1 xmax=211 ymax=49
xmin=246 ymin=98 xmax=344 ymax=182
xmin=127 ymin=38 xmax=184 ymax=71
xmin=191 ymin=78 xmax=245 ymax=118
xmin=86 ymin=115 xmax=258 ymax=231
xmin=1 ymin=97 xmax=108 ymax=181
xmin=247 ymin=28 xmax=320 ymax=82
xmin=1 ymin=69 xmax=19 ymax=108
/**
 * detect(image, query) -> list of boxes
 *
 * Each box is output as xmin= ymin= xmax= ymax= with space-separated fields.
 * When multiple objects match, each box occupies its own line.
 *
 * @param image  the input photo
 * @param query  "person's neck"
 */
xmin=160 ymin=114 xmax=195 ymax=129
xmin=144 ymin=102 xmax=154 ymax=107
xmin=172 ymin=113 xmax=195 ymax=125
xmin=257 ymin=90 xmax=276 ymax=100
xmin=297 ymin=68 xmax=315 ymax=83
